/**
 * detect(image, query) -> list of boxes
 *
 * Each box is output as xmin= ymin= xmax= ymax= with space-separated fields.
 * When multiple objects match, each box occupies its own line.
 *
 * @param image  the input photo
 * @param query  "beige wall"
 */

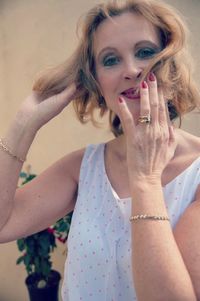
xmin=0 ymin=0 xmax=199 ymax=300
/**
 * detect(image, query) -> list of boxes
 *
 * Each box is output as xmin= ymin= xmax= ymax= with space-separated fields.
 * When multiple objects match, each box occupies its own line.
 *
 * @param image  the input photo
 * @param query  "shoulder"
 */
xmin=177 ymin=128 xmax=200 ymax=198
xmin=175 ymin=128 xmax=200 ymax=158
xmin=61 ymin=143 xmax=102 ymax=184
xmin=163 ymin=129 xmax=200 ymax=186
xmin=62 ymin=147 xmax=86 ymax=184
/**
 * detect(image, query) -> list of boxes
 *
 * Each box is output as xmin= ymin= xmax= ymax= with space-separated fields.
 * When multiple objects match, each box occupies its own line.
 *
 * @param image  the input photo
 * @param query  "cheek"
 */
xmin=97 ymin=70 xmax=117 ymax=97
xmin=98 ymin=77 xmax=109 ymax=96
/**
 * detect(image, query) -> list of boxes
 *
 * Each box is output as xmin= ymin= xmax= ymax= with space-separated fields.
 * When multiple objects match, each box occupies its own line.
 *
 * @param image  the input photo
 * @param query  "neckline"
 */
xmin=101 ymin=142 xmax=200 ymax=202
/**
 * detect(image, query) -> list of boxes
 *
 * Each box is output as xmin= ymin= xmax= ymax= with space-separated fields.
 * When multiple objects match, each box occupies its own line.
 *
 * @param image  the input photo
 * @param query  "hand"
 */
xmin=15 ymin=83 xmax=77 ymax=131
xmin=118 ymin=73 xmax=177 ymax=184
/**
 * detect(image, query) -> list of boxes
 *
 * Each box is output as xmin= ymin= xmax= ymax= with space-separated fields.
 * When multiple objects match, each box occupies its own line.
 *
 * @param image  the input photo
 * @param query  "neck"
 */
xmin=111 ymin=134 xmax=127 ymax=162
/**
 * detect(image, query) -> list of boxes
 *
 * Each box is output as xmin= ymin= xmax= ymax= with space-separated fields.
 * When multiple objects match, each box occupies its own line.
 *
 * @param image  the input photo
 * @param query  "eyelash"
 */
xmin=102 ymin=48 xmax=157 ymax=67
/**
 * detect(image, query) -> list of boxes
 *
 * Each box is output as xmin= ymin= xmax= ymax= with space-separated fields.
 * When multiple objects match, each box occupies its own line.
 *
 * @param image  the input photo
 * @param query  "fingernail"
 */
xmin=118 ymin=96 xmax=124 ymax=103
xmin=149 ymin=72 xmax=156 ymax=81
xmin=141 ymin=81 xmax=148 ymax=89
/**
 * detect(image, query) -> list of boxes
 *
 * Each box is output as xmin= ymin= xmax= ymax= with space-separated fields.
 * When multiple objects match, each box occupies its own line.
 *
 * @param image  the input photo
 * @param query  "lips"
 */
xmin=121 ymin=88 xmax=140 ymax=100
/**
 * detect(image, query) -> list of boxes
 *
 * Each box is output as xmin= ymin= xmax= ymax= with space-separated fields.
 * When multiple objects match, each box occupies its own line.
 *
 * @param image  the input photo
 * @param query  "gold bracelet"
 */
xmin=129 ymin=214 xmax=170 ymax=222
xmin=0 ymin=138 xmax=26 ymax=163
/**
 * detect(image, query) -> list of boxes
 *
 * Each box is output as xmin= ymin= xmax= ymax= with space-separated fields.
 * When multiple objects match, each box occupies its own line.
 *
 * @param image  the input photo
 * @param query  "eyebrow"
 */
xmin=96 ymin=40 xmax=161 ymax=61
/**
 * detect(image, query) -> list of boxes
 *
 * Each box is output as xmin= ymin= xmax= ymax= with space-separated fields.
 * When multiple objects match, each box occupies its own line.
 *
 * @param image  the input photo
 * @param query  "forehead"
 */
xmin=93 ymin=12 xmax=161 ymax=55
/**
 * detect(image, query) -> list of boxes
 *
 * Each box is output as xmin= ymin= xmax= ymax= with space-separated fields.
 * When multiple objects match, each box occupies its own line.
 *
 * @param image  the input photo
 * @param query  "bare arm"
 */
xmin=130 ymin=181 xmax=197 ymax=301
xmin=117 ymin=76 xmax=197 ymax=300
xmin=0 ymin=84 xmax=78 ymax=242
xmin=0 ymin=115 xmax=36 ymax=232
xmin=0 ymin=147 xmax=84 ymax=243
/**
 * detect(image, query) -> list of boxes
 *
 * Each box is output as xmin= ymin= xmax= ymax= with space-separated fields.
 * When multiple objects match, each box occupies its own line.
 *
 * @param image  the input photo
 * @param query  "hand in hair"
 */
xmin=15 ymin=83 xmax=77 ymax=132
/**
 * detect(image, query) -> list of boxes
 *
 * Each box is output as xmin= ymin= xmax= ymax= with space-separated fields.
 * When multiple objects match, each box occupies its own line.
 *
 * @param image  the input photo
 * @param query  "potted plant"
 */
xmin=16 ymin=166 xmax=73 ymax=301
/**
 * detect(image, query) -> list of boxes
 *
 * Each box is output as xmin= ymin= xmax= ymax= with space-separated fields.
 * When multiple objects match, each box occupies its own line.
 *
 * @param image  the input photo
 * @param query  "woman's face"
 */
xmin=93 ymin=12 xmax=162 ymax=120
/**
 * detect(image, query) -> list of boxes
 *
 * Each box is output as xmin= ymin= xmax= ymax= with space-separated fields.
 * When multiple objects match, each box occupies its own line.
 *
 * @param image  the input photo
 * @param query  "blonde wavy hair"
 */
xmin=33 ymin=0 xmax=200 ymax=137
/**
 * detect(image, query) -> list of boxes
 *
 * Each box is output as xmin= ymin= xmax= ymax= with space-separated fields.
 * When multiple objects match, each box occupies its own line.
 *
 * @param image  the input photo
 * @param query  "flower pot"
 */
xmin=25 ymin=270 xmax=61 ymax=301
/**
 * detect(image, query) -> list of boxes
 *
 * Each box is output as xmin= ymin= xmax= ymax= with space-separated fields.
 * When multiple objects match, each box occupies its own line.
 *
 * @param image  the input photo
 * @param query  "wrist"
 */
xmin=3 ymin=118 xmax=37 ymax=160
xmin=13 ymin=110 xmax=39 ymax=135
xmin=129 ymin=175 xmax=162 ymax=192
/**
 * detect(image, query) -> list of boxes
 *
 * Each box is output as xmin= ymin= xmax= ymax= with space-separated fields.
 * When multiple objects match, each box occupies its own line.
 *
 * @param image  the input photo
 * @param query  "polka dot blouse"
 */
xmin=61 ymin=143 xmax=200 ymax=301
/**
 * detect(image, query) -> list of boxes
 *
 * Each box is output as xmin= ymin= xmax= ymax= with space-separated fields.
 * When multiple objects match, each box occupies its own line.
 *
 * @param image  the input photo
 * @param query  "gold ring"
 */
xmin=138 ymin=115 xmax=151 ymax=124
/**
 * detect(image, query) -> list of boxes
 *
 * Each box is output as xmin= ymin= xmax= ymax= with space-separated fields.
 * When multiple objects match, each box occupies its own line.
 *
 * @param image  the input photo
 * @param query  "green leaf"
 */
xmin=34 ymin=257 xmax=40 ymax=274
xmin=24 ymin=254 xmax=31 ymax=267
xmin=41 ymin=260 xmax=51 ymax=278
xmin=25 ymin=238 xmax=35 ymax=255
xmin=19 ymin=172 xmax=27 ymax=178
xmin=17 ymin=239 xmax=25 ymax=251
xmin=16 ymin=255 xmax=24 ymax=265
xmin=21 ymin=174 xmax=36 ymax=185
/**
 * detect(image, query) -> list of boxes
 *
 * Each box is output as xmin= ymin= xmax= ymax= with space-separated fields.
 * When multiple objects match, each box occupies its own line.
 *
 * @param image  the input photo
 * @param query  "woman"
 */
xmin=0 ymin=0 xmax=200 ymax=300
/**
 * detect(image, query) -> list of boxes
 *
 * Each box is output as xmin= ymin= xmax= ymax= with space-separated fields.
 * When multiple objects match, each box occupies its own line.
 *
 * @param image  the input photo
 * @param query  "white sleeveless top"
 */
xmin=61 ymin=143 xmax=200 ymax=301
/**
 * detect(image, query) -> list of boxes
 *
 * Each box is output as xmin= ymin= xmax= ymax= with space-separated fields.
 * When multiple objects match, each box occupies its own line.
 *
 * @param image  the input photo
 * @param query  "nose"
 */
xmin=122 ymin=59 xmax=143 ymax=81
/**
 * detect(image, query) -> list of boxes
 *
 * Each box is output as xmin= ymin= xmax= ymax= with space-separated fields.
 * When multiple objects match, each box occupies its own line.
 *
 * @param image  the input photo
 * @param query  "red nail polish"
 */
xmin=149 ymin=72 xmax=156 ymax=81
xmin=118 ymin=97 xmax=124 ymax=103
xmin=141 ymin=81 xmax=148 ymax=89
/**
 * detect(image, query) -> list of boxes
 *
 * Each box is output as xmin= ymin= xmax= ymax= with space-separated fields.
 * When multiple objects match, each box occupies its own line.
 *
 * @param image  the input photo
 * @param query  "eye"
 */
xmin=102 ymin=55 xmax=120 ymax=67
xmin=136 ymin=48 xmax=157 ymax=59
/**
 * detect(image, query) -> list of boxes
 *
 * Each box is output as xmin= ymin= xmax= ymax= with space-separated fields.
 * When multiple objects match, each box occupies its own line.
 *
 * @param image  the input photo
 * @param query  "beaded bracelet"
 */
xmin=0 ymin=138 xmax=26 ymax=163
xmin=129 ymin=214 xmax=170 ymax=222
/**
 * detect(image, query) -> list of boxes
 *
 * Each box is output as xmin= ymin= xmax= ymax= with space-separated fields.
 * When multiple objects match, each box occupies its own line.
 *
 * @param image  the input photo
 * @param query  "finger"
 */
xmin=169 ymin=125 xmax=174 ymax=139
xmin=158 ymin=88 xmax=168 ymax=127
xmin=118 ymin=96 xmax=136 ymax=136
xmin=51 ymin=83 xmax=77 ymax=105
xmin=147 ymin=73 xmax=158 ymax=126
xmin=165 ymin=101 xmax=172 ymax=127
xmin=58 ymin=83 xmax=77 ymax=103
xmin=139 ymin=81 xmax=151 ymax=123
